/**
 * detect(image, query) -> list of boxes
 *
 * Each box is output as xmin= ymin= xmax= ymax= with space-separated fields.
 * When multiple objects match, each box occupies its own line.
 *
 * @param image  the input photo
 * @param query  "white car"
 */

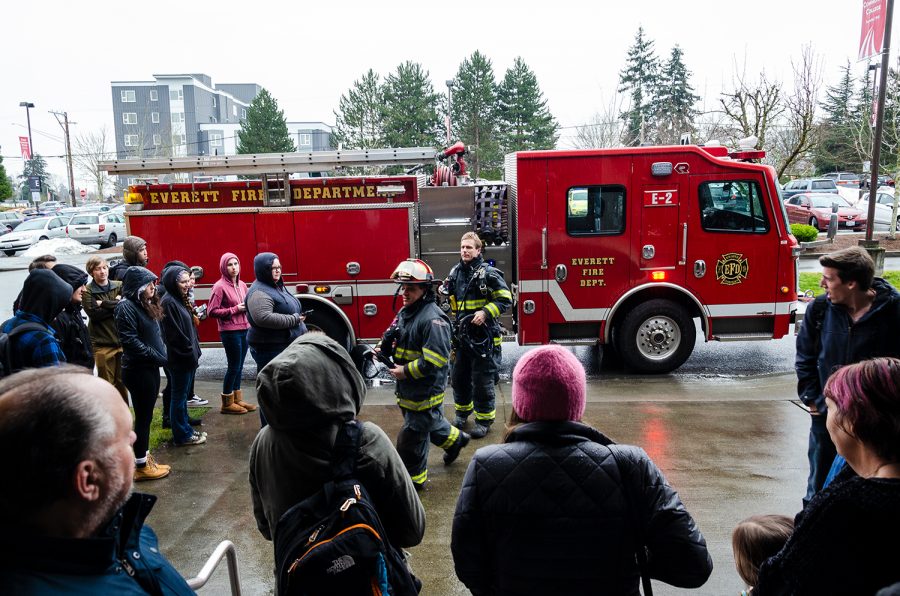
xmin=858 ymin=190 xmax=900 ymax=231
xmin=65 ymin=212 xmax=126 ymax=248
xmin=0 ymin=216 xmax=68 ymax=256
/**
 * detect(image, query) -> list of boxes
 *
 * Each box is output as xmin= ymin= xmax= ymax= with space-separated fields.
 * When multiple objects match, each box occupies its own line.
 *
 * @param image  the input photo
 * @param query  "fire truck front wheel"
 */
xmin=617 ymin=299 xmax=696 ymax=374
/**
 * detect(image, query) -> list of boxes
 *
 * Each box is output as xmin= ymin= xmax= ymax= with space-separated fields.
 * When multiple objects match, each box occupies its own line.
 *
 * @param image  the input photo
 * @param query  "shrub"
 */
xmin=791 ymin=223 xmax=819 ymax=242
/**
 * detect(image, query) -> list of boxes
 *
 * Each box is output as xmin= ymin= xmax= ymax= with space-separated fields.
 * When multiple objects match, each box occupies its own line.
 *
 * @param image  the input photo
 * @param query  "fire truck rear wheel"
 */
xmin=617 ymin=299 xmax=696 ymax=374
xmin=303 ymin=309 xmax=351 ymax=351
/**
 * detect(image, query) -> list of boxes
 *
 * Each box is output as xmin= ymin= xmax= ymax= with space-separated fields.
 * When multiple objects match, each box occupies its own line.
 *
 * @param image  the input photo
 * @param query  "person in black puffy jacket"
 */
xmin=451 ymin=345 xmax=713 ymax=596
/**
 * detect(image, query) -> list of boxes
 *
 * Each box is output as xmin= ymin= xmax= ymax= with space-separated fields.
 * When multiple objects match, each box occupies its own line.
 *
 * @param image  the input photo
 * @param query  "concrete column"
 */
xmin=859 ymin=240 xmax=886 ymax=276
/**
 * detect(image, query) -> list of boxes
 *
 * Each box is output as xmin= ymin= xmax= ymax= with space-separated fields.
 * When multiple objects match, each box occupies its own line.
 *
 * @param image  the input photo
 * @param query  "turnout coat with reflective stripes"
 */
xmin=445 ymin=256 xmax=511 ymax=343
xmin=390 ymin=298 xmax=452 ymax=410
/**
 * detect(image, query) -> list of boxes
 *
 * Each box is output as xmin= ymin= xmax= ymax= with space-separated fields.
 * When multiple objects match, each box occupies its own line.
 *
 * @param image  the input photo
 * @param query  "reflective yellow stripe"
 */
xmin=474 ymin=409 xmax=496 ymax=421
xmin=439 ymin=425 xmax=460 ymax=449
xmin=422 ymin=348 xmax=448 ymax=367
xmin=461 ymin=299 xmax=487 ymax=310
xmin=394 ymin=347 xmax=422 ymax=360
xmin=396 ymin=393 xmax=445 ymax=411
xmin=455 ymin=401 xmax=474 ymax=413
xmin=492 ymin=289 xmax=511 ymax=300
xmin=407 ymin=360 xmax=424 ymax=379
xmin=484 ymin=302 xmax=500 ymax=319
xmin=493 ymin=336 xmax=502 ymax=345
xmin=410 ymin=470 xmax=428 ymax=485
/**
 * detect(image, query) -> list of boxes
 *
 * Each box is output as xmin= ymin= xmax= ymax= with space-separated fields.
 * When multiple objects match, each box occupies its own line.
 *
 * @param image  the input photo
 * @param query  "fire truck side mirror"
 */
xmin=190 ymin=266 xmax=204 ymax=280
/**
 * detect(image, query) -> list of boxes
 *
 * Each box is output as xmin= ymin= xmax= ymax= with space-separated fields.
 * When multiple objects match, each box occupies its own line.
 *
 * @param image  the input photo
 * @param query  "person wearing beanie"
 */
xmin=451 ymin=345 xmax=713 ymax=595
xmin=1 ymin=268 xmax=71 ymax=370
xmin=49 ymin=264 xmax=95 ymax=369
xmin=249 ymin=334 xmax=425 ymax=556
xmin=109 ymin=236 xmax=148 ymax=281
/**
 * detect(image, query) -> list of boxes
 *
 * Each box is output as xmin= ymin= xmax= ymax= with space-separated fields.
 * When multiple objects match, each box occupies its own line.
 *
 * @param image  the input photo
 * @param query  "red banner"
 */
xmin=859 ymin=0 xmax=888 ymax=60
xmin=19 ymin=136 xmax=31 ymax=160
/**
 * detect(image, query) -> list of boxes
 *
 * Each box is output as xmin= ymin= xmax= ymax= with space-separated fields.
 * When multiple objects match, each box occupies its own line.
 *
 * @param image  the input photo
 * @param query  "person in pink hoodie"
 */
xmin=207 ymin=252 xmax=255 ymax=415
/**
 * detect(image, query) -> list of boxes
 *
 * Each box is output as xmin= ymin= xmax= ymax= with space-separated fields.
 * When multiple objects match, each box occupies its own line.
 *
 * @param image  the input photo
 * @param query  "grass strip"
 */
xmin=128 ymin=406 xmax=212 ymax=450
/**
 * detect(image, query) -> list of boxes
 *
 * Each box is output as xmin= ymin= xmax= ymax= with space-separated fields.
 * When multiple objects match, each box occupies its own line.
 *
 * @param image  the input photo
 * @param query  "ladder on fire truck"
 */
xmin=100 ymin=147 xmax=437 ymax=205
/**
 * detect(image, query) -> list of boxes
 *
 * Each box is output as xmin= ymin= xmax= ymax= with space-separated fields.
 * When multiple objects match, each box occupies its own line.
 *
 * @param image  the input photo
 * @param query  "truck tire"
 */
xmin=616 ymin=299 xmax=696 ymax=374
xmin=302 ymin=308 xmax=352 ymax=351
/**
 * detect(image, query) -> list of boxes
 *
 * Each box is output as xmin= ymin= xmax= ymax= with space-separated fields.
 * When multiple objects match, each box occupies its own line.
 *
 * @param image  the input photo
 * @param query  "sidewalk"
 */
xmin=140 ymin=374 xmax=808 ymax=595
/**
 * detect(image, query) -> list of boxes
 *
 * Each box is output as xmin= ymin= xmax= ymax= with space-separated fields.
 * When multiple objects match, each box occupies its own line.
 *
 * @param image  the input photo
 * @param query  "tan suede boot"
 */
xmin=233 ymin=388 xmax=257 ymax=412
xmin=220 ymin=392 xmax=248 ymax=415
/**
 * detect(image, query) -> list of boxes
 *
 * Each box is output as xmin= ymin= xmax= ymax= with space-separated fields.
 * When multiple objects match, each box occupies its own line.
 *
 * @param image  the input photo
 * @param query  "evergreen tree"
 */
xmin=333 ymin=70 xmax=386 ymax=149
xmin=619 ymin=27 xmax=660 ymax=146
xmin=0 ymin=155 xmax=12 ymax=201
xmin=382 ymin=62 xmax=442 ymax=149
xmin=497 ymin=57 xmax=559 ymax=152
xmin=452 ymin=51 xmax=501 ymax=178
xmin=17 ymin=155 xmax=50 ymax=203
xmin=815 ymin=62 xmax=859 ymax=173
xmin=236 ymin=88 xmax=296 ymax=154
xmin=653 ymin=45 xmax=700 ymax=145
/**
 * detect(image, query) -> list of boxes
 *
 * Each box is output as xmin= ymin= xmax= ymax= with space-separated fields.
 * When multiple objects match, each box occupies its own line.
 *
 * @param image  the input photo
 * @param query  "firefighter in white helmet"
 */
xmin=380 ymin=259 xmax=470 ymax=490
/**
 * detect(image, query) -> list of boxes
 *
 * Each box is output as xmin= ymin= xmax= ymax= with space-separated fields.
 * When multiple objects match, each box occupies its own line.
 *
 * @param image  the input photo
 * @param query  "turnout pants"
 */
xmin=451 ymin=346 xmax=500 ymax=424
xmin=396 ymin=405 xmax=462 ymax=487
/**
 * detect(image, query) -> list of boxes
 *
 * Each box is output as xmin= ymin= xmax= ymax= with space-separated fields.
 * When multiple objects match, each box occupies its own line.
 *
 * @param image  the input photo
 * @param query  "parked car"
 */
xmin=858 ymin=190 xmax=900 ymax=231
xmin=40 ymin=200 xmax=64 ymax=211
xmin=0 ymin=211 xmax=25 ymax=235
xmin=781 ymin=178 xmax=840 ymax=199
xmin=783 ymin=192 xmax=867 ymax=232
xmin=65 ymin=212 xmax=125 ymax=248
xmin=821 ymin=172 xmax=860 ymax=187
xmin=0 ymin=216 xmax=68 ymax=256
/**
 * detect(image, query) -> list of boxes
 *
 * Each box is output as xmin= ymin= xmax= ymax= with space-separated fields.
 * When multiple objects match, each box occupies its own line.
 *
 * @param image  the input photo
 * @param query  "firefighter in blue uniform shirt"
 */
xmin=381 ymin=259 xmax=470 ymax=490
xmin=444 ymin=232 xmax=513 ymax=439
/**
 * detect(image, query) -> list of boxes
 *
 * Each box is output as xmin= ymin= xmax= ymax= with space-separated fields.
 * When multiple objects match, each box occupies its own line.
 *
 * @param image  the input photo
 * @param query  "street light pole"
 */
xmin=19 ymin=101 xmax=35 ymax=158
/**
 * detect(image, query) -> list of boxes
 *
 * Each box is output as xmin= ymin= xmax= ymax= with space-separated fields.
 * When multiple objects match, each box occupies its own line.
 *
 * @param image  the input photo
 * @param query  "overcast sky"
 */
xmin=1 ymin=0 xmax=895 ymax=189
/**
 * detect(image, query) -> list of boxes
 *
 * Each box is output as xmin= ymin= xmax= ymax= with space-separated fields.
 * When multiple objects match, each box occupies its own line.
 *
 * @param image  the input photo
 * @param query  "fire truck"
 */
xmin=101 ymin=142 xmax=799 ymax=374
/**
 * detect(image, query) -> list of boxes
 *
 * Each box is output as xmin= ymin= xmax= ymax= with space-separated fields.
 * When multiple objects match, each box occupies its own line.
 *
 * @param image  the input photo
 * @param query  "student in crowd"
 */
xmin=207 ymin=252 xmax=254 ymax=415
xmin=745 ymin=357 xmax=900 ymax=594
xmin=0 ymin=367 xmax=194 ymax=594
xmin=159 ymin=264 xmax=206 ymax=447
xmin=83 ymin=256 xmax=127 ymax=403
xmin=50 ymin=264 xmax=94 ymax=369
xmin=1 ymin=268 xmax=71 ymax=370
xmin=11 ymin=254 xmax=57 ymax=313
xmin=109 ymin=235 xmax=148 ymax=281
xmin=246 ymin=252 xmax=306 ymax=426
xmin=732 ymin=514 xmax=794 ymax=595
xmin=451 ymin=345 xmax=713 ymax=595
xmin=249 ymin=333 xmax=424 ymax=551
xmin=114 ymin=266 xmax=170 ymax=482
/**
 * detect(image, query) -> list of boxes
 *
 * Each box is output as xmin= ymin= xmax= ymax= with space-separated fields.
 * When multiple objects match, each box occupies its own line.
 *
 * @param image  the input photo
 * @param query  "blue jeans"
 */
xmin=250 ymin=345 xmax=286 ymax=428
xmin=804 ymin=413 xmax=837 ymax=507
xmin=169 ymin=367 xmax=197 ymax=444
xmin=221 ymin=329 xmax=249 ymax=394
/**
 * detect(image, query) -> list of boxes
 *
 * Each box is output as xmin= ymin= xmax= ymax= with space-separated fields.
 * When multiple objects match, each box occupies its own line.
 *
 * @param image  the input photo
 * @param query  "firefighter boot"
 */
xmin=443 ymin=431 xmax=471 ymax=465
xmin=220 ymin=392 xmax=248 ymax=415
xmin=452 ymin=414 xmax=469 ymax=429
xmin=232 ymin=388 xmax=257 ymax=412
xmin=470 ymin=420 xmax=493 ymax=439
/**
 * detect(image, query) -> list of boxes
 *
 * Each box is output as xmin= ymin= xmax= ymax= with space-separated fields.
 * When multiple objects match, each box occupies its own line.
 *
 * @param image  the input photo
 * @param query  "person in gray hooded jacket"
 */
xmin=249 ymin=333 xmax=425 ymax=552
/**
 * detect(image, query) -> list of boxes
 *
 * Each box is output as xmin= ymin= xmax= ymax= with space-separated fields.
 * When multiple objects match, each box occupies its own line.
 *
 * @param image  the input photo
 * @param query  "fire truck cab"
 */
xmin=103 ymin=143 xmax=797 ymax=375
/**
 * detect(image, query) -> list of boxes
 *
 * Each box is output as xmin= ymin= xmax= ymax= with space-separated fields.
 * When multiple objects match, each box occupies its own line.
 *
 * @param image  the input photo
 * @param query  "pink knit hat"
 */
xmin=512 ymin=345 xmax=586 ymax=422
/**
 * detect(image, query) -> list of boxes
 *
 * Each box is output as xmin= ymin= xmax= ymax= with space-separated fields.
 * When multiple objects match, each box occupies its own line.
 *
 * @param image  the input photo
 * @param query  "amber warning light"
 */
xmin=651 ymin=271 xmax=667 ymax=281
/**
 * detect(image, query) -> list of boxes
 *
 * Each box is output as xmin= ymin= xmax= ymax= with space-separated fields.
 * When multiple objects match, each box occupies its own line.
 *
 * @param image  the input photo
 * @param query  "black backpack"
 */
xmin=0 ymin=322 xmax=47 ymax=377
xmin=273 ymin=419 xmax=421 ymax=596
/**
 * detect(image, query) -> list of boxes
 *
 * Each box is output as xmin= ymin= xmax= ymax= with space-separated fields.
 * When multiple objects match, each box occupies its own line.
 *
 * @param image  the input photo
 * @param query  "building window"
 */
xmin=241 ymin=108 xmax=247 ymax=119
xmin=124 ymin=135 xmax=139 ymax=147
xmin=151 ymin=112 xmax=160 ymax=124
xmin=233 ymin=105 xmax=237 ymax=117
xmin=299 ymin=133 xmax=312 ymax=147
xmin=210 ymin=134 xmax=222 ymax=147
xmin=120 ymin=90 xmax=136 ymax=103
xmin=169 ymin=89 xmax=183 ymax=101
xmin=153 ymin=134 xmax=162 ymax=146
xmin=150 ymin=89 xmax=158 ymax=101
xmin=172 ymin=112 xmax=185 ymax=123
xmin=212 ymin=96 xmax=217 ymax=107
xmin=172 ymin=134 xmax=186 ymax=147
xmin=123 ymin=113 xmax=137 ymax=125
xmin=566 ymin=185 xmax=626 ymax=236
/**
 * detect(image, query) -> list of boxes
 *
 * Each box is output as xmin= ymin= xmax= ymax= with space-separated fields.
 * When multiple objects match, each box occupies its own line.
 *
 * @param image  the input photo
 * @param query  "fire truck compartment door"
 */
xmin=687 ymin=175 xmax=779 ymax=337
xmin=639 ymin=185 xmax=683 ymax=273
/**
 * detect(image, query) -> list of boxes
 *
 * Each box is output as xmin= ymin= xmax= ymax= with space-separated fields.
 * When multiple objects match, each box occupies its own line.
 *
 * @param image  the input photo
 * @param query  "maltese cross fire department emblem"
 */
xmin=715 ymin=252 xmax=749 ymax=285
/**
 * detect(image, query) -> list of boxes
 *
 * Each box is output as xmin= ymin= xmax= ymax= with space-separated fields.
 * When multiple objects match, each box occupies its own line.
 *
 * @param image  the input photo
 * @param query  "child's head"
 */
xmin=732 ymin=514 xmax=794 ymax=588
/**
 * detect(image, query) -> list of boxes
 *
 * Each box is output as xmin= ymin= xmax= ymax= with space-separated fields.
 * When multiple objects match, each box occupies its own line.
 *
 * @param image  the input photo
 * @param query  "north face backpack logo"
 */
xmin=326 ymin=555 xmax=355 ymax=575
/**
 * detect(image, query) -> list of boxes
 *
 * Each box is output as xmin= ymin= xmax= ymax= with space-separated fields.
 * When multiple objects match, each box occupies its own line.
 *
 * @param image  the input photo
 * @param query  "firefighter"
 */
xmin=444 ymin=232 xmax=512 ymax=439
xmin=382 ymin=259 xmax=470 ymax=490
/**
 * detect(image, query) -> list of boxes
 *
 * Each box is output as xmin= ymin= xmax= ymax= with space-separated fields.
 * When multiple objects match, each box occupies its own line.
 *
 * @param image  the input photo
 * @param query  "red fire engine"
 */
xmin=102 ymin=142 xmax=798 ymax=374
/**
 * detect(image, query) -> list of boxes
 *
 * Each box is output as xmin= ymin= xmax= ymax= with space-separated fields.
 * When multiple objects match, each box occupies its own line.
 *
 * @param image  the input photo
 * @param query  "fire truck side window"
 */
xmin=698 ymin=181 xmax=769 ymax=233
xmin=566 ymin=186 xmax=625 ymax=236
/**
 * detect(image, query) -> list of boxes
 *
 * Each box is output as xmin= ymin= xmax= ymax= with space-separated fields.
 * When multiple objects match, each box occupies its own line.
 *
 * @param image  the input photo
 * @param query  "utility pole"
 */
xmin=865 ymin=0 xmax=895 ymax=245
xmin=50 ymin=110 xmax=77 ymax=207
